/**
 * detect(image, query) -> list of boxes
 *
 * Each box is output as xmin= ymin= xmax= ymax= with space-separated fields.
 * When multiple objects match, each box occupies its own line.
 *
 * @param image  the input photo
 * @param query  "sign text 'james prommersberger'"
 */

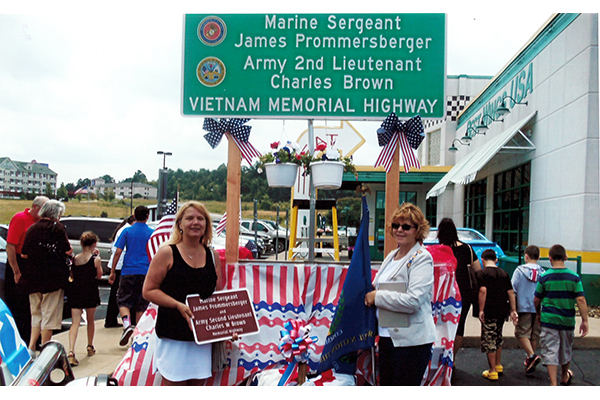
xmin=182 ymin=14 xmax=446 ymax=120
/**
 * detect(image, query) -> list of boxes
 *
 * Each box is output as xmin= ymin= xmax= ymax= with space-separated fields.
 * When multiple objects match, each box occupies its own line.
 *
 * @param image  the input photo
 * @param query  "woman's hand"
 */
xmin=176 ymin=302 xmax=195 ymax=331
xmin=364 ymin=290 xmax=377 ymax=307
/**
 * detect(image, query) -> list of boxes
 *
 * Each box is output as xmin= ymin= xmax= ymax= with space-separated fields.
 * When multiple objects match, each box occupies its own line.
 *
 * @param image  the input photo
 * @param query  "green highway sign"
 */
xmin=182 ymin=14 xmax=446 ymax=120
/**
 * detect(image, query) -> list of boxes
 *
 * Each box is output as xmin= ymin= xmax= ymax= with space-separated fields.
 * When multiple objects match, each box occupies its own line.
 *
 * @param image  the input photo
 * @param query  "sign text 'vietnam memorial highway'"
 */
xmin=182 ymin=14 xmax=446 ymax=120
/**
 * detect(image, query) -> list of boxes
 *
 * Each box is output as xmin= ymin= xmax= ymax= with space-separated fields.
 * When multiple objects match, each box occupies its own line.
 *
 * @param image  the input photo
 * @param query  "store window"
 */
xmin=492 ymin=163 xmax=530 ymax=257
xmin=426 ymin=196 xmax=438 ymax=227
xmin=464 ymin=178 xmax=487 ymax=234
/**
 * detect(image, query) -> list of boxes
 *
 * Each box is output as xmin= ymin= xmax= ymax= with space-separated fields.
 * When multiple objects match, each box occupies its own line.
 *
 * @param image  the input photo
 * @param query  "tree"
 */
xmin=100 ymin=174 xmax=115 ymax=183
xmin=57 ymin=183 xmax=68 ymax=200
xmin=122 ymin=170 xmax=148 ymax=184
xmin=103 ymin=187 xmax=115 ymax=202
xmin=45 ymin=182 xmax=55 ymax=198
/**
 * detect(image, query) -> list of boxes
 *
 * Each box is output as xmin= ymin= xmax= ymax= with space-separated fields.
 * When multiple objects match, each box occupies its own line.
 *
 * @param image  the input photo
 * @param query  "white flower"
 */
xmin=325 ymin=148 xmax=340 ymax=160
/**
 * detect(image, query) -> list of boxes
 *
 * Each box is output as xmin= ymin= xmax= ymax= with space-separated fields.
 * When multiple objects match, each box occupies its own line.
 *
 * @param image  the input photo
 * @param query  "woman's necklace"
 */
xmin=182 ymin=245 xmax=202 ymax=260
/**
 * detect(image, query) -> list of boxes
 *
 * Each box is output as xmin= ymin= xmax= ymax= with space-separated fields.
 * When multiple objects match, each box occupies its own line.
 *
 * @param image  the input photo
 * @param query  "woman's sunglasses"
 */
xmin=391 ymin=222 xmax=417 ymax=231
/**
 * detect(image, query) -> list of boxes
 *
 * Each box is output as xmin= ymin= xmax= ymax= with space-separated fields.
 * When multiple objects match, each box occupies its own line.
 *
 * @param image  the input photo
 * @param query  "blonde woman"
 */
xmin=365 ymin=203 xmax=436 ymax=385
xmin=143 ymin=201 xmax=222 ymax=386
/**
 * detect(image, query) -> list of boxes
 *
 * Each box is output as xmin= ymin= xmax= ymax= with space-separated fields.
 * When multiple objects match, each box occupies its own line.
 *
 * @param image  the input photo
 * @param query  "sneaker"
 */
xmin=482 ymin=370 xmax=499 ymax=381
xmin=119 ymin=326 xmax=134 ymax=346
xmin=525 ymin=354 xmax=541 ymax=374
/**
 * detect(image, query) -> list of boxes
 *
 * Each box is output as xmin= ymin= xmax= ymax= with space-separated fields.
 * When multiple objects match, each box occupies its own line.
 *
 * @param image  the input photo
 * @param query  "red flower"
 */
xmin=316 ymin=143 xmax=327 ymax=151
xmin=270 ymin=141 xmax=280 ymax=150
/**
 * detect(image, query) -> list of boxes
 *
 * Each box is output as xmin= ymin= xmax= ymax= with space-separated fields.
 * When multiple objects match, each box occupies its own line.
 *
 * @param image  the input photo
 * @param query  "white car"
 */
xmin=241 ymin=219 xmax=288 ymax=253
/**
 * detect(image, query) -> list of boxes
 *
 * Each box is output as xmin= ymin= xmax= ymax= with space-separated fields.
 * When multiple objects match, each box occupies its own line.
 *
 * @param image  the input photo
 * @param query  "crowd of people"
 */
xmin=2 ymin=198 xmax=591 ymax=386
xmin=366 ymin=203 xmax=589 ymax=386
xmin=3 ymin=198 xmax=231 ymax=386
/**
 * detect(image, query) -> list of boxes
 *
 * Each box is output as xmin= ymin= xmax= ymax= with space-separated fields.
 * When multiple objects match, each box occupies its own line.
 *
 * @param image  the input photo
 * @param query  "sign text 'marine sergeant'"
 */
xmin=265 ymin=14 xmax=403 ymax=34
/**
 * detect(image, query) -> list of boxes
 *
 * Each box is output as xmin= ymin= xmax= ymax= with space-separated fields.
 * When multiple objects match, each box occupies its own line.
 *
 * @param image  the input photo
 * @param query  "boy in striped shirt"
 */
xmin=534 ymin=244 xmax=589 ymax=386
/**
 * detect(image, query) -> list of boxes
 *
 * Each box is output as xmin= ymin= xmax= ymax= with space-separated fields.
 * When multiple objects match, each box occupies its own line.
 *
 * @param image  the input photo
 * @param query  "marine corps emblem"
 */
xmin=198 ymin=16 xmax=226 ymax=46
xmin=197 ymin=57 xmax=226 ymax=87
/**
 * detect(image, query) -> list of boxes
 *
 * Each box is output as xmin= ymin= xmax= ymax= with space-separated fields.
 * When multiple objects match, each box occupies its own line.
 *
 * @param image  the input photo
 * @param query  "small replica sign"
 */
xmin=186 ymin=289 xmax=260 ymax=345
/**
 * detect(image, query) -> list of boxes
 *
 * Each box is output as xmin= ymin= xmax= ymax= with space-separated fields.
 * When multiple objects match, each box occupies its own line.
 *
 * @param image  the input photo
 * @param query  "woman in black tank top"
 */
xmin=143 ymin=201 xmax=222 ymax=385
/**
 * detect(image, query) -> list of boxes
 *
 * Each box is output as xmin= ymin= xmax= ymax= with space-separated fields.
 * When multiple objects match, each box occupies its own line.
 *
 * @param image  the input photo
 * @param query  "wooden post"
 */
xmin=384 ymin=143 xmax=400 ymax=256
xmin=226 ymin=136 xmax=241 ymax=266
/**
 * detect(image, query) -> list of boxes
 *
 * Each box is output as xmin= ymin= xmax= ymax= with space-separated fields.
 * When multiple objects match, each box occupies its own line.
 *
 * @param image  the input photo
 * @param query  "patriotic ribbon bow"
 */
xmin=202 ymin=118 xmax=261 ymax=164
xmin=277 ymin=320 xmax=318 ymax=386
xmin=374 ymin=113 xmax=425 ymax=173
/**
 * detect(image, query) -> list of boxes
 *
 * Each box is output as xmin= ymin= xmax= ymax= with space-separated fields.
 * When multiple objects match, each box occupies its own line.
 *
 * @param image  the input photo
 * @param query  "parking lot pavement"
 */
xmin=452 ymin=348 xmax=600 ymax=386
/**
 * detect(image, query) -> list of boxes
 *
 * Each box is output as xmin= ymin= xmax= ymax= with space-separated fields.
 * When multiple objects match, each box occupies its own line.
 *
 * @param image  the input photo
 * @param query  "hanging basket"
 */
xmin=310 ymin=161 xmax=344 ymax=190
xmin=264 ymin=162 xmax=299 ymax=187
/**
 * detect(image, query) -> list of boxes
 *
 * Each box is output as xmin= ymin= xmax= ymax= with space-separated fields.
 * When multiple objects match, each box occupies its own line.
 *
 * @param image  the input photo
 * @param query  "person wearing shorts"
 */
xmin=511 ymin=245 xmax=545 ymax=374
xmin=108 ymin=206 xmax=154 ymax=347
xmin=534 ymin=244 xmax=589 ymax=386
xmin=29 ymin=290 xmax=65 ymax=334
xmin=476 ymin=249 xmax=518 ymax=381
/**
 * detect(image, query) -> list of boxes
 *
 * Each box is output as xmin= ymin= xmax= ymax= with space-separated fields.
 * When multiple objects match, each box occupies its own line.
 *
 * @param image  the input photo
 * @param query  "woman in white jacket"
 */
xmin=365 ymin=203 xmax=436 ymax=385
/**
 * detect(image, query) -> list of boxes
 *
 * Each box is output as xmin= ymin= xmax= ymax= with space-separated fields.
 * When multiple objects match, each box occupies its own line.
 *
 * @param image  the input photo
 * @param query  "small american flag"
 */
xmin=146 ymin=195 xmax=178 ymax=260
xmin=214 ymin=213 xmax=227 ymax=236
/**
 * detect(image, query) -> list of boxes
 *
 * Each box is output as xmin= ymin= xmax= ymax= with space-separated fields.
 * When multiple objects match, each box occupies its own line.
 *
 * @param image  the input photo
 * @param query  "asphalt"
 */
xmin=48 ymin=250 xmax=600 ymax=386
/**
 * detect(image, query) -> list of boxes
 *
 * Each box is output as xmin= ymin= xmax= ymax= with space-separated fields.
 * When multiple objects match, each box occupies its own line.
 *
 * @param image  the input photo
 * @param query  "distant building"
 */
xmin=0 ymin=157 xmax=57 ymax=198
xmin=89 ymin=177 xmax=157 ymax=200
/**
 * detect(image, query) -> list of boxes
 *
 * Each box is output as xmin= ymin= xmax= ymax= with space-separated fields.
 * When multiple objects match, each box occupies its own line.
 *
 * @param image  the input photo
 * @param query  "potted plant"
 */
xmin=306 ymin=143 xmax=356 ymax=190
xmin=257 ymin=141 xmax=305 ymax=187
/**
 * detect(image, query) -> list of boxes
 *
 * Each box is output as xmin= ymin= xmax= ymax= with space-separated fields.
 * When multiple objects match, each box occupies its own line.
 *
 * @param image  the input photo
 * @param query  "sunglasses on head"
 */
xmin=391 ymin=222 xmax=417 ymax=231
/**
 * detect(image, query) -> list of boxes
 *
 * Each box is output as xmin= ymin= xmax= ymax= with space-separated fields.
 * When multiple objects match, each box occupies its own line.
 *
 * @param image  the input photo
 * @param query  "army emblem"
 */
xmin=197 ymin=57 xmax=226 ymax=87
xmin=198 ymin=16 xmax=226 ymax=46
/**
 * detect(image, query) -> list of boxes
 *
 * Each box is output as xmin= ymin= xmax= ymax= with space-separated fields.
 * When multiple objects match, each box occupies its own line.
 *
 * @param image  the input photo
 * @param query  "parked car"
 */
xmin=60 ymin=217 xmax=124 ymax=275
xmin=241 ymin=219 xmax=287 ymax=253
xmin=212 ymin=224 xmax=263 ymax=259
xmin=0 ymin=224 xmax=8 ymax=240
xmin=424 ymin=227 xmax=506 ymax=262
xmin=1 ymin=236 xmax=7 ymax=301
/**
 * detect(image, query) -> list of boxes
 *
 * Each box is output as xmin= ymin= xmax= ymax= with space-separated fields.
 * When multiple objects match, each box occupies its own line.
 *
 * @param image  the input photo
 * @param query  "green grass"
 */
xmin=0 ymin=198 xmax=283 ymax=224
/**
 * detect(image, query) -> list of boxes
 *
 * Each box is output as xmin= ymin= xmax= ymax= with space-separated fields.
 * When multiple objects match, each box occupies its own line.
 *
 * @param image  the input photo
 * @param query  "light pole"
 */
xmin=157 ymin=151 xmax=172 ymax=169
xmin=156 ymin=151 xmax=172 ymax=219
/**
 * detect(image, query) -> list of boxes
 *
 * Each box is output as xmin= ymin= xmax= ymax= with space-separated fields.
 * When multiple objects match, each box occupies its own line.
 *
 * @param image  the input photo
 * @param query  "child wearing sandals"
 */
xmin=534 ymin=244 xmax=589 ymax=386
xmin=66 ymin=231 xmax=103 ymax=366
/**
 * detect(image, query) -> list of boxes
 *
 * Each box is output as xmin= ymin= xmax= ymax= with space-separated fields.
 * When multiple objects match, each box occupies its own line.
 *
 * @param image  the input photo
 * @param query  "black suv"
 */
xmin=60 ymin=217 xmax=123 ymax=275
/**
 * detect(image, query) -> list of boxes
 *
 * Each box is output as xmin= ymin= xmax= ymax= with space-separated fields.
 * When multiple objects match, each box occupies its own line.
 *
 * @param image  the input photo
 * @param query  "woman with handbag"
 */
xmin=364 ymin=203 xmax=436 ymax=385
xmin=436 ymin=218 xmax=481 ymax=357
xmin=20 ymin=200 xmax=72 ymax=352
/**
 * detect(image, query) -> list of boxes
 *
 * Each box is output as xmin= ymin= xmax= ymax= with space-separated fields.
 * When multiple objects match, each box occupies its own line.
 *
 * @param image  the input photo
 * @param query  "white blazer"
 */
xmin=372 ymin=243 xmax=437 ymax=347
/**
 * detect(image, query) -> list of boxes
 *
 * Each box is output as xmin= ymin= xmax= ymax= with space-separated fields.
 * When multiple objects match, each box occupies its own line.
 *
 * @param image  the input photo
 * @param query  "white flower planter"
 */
xmin=264 ymin=162 xmax=299 ymax=187
xmin=310 ymin=161 xmax=344 ymax=190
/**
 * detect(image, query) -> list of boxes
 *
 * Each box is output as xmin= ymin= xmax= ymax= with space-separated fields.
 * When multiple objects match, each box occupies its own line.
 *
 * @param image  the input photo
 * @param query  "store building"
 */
xmin=336 ymin=14 xmax=598 ymax=303
xmin=423 ymin=13 xmax=599 ymax=300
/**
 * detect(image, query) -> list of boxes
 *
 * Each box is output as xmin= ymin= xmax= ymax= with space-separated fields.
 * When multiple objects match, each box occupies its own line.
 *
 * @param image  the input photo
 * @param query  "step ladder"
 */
xmin=287 ymin=199 xmax=340 ymax=261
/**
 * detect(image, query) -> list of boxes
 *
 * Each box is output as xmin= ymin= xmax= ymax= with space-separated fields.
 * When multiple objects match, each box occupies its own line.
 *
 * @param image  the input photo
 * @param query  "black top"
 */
xmin=155 ymin=244 xmax=218 ymax=342
xmin=476 ymin=266 xmax=513 ymax=320
xmin=21 ymin=219 xmax=71 ymax=294
xmin=451 ymin=243 xmax=478 ymax=301
xmin=66 ymin=255 xmax=101 ymax=309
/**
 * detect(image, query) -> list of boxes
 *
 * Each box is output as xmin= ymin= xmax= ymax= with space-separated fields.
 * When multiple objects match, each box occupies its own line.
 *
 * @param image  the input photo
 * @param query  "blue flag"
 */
xmin=317 ymin=196 xmax=376 ymax=374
